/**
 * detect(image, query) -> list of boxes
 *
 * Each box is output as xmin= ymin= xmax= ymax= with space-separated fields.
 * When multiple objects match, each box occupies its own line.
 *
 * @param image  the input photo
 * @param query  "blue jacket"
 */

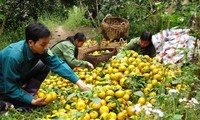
xmin=0 ymin=40 xmax=79 ymax=104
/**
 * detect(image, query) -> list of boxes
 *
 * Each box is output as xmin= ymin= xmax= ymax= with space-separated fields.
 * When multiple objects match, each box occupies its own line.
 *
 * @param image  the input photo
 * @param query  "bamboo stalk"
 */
xmin=96 ymin=0 xmax=100 ymax=27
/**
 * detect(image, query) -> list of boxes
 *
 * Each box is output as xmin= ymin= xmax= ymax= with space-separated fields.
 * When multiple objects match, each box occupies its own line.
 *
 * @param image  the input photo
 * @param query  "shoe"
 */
xmin=0 ymin=101 xmax=6 ymax=113
xmin=17 ymin=106 xmax=31 ymax=112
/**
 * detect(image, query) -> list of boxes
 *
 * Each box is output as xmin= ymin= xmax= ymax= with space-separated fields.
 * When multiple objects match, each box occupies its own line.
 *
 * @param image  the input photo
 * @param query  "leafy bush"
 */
xmin=38 ymin=13 xmax=66 ymax=31
xmin=0 ymin=26 xmax=25 ymax=50
xmin=128 ymin=1 xmax=199 ymax=39
xmin=64 ymin=6 xmax=91 ymax=30
xmin=0 ymin=0 xmax=67 ymax=33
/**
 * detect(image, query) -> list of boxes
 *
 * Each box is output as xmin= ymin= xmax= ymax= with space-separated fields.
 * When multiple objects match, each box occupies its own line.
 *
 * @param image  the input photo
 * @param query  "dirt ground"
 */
xmin=49 ymin=26 xmax=125 ymax=60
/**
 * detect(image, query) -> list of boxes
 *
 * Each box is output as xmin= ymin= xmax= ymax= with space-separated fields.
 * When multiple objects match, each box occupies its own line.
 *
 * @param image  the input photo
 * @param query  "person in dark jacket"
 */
xmin=0 ymin=23 xmax=91 ymax=112
xmin=51 ymin=32 xmax=94 ymax=69
xmin=124 ymin=31 xmax=156 ymax=58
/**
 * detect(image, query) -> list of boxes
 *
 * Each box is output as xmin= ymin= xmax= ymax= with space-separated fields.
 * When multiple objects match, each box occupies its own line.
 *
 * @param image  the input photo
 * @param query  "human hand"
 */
xmin=73 ymin=66 xmax=82 ymax=71
xmin=76 ymin=80 xmax=93 ymax=91
xmin=87 ymin=62 xmax=94 ymax=69
xmin=31 ymin=98 xmax=47 ymax=106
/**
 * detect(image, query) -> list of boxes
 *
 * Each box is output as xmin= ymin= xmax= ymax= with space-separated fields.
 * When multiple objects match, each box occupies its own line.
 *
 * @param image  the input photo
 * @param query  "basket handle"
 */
xmin=104 ymin=14 xmax=112 ymax=19
xmin=119 ymin=37 xmax=126 ymax=45
xmin=119 ymin=37 xmax=126 ymax=43
xmin=102 ymin=14 xmax=112 ymax=23
xmin=121 ymin=22 xmax=126 ymax=25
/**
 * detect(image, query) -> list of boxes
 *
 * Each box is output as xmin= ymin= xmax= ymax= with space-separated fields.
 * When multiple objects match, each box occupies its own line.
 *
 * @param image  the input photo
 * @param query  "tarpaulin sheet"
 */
xmin=152 ymin=28 xmax=199 ymax=64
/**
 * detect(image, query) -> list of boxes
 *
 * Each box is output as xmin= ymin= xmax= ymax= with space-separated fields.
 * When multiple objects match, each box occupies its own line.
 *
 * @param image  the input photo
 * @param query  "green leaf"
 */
xmin=90 ymin=97 xmax=101 ymax=104
xmin=115 ymin=53 xmax=125 ymax=59
xmin=82 ymin=90 xmax=92 ymax=94
xmin=67 ymin=93 xmax=76 ymax=100
xmin=172 ymin=114 xmax=183 ymax=120
xmin=172 ymin=79 xmax=181 ymax=84
xmin=54 ymin=118 xmax=66 ymax=120
xmin=134 ymin=91 xmax=144 ymax=97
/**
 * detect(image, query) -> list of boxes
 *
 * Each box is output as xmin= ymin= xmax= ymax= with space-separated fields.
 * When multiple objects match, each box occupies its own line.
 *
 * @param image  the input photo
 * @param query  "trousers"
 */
xmin=0 ymin=61 xmax=49 ymax=112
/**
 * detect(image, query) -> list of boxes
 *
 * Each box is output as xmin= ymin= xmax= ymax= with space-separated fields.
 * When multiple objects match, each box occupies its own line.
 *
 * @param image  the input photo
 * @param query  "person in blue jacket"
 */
xmin=0 ymin=22 xmax=90 ymax=112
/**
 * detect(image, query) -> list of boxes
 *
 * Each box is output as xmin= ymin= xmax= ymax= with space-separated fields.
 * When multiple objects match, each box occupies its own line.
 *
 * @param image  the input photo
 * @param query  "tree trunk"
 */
xmin=0 ymin=16 xmax=7 ymax=35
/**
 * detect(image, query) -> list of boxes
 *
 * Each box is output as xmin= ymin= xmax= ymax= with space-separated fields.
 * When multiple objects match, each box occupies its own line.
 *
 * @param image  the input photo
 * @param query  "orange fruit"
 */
xmin=127 ymin=57 xmax=135 ymax=64
xmin=65 ymin=104 xmax=70 ymax=110
xmin=99 ymin=106 xmax=109 ymax=114
xmin=49 ymin=92 xmax=57 ymax=100
xmin=118 ymin=65 xmax=127 ymax=72
xmin=97 ymin=91 xmax=106 ymax=99
xmin=123 ymin=94 xmax=130 ymax=101
xmin=78 ymin=74 xmax=85 ymax=79
xmin=135 ymin=68 xmax=141 ymax=74
xmin=149 ymin=65 xmax=156 ymax=70
xmin=76 ymin=100 xmax=86 ymax=110
xmin=137 ymin=62 xmax=146 ymax=70
xmin=150 ymin=98 xmax=157 ymax=104
xmin=37 ymin=92 xmax=46 ymax=98
xmin=105 ymin=96 xmax=112 ymax=102
xmin=115 ymin=90 xmax=125 ymax=98
xmin=153 ymin=74 xmax=161 ymax=80
xmin=100 ymin=100 xmax=107 ymax=106
xmin=128 ymin=64 xmax=135 ymax=71
xmin=152 ymin=68 xmax=159 ymax=74
xmin=117 ymin=98 xmax=126 ymax=106
xmin=82 ymin=113 xmax=90 ymax=120
xmin=143 ymin=73 xmax=150 ymax=79
xmin=108 ymin=112 xmax=117 ymax=119
xmin=89 ymin=111 xmax=99 ymax=119
xmin=117 ymin=112 xmax=126 ymax=120
xmin=119 ymin=78 xmax=126 ymax=87
xmin=107 ymin=102 xmax=117 ymax=109
xmin=176 ymin=84 xmax=182 ymax=90
xmin=146 ymin=83 xmax=153 ymax=89
xmin=149 ymin=92 xmax=157 ymax=97
xmin=106 ymin=90 xmax=115 ymax=97
xmin=141 ymin=66 xmax=150 ymax=73
xmin=100 ymin=113 xmax=109 ymax=120
xmin=132 ymin=52 xmax=139 ymax=58
xmin=60 ymin=99 xmax=66 ymax=105
xmin=138 ymin=97 xmax=146 ymax=105
xmin=45 ymin=94 xmax=53 ymax=103
xmin=127 ymin=106 xmax=134 ymax=116
xmin=151 ymin=79 xmax=158 ymax=85
xmin=143 ymin=88 xmax=150 ymax=94
xmin=90 ymin=102 xmax=101 ymax=109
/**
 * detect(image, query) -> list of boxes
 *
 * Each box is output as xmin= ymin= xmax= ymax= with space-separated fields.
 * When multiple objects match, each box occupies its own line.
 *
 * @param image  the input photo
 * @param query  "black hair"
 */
xmin=140 ymin=31 xmax=152 ymax=43
xmin=74 ymin=32 xmax=86 ymax=41
xmin=25 ymin=22 xmax=51 ymax=43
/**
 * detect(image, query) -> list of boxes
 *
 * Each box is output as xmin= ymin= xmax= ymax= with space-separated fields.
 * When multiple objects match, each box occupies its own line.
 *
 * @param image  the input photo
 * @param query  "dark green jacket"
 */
xmin=125 ymin=37 xmax=156 ymax=58
xmin=0 ymin=40 xmax=79 ymax=104
xmin=51 ymin=38 xmax=88 ymax=68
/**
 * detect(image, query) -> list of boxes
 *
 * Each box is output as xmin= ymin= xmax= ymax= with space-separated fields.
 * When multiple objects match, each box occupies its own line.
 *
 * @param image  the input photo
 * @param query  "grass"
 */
xmin=63 ymin=6 xmax=91 ymax=30
xmin=38 ymin=13 xmax=65 ymax=31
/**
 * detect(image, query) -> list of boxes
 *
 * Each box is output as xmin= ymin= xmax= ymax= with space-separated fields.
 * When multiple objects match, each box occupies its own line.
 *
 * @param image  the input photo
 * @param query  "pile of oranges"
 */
xmin=39 ymin=50 xmax=184 ymax=120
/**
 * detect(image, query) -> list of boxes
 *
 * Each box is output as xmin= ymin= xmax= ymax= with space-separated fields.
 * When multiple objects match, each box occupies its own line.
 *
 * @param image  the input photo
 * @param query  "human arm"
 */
xmin=2 ymin=56 xmax=34 ymax=104
xmin=87 ymin=62 xmax=94 ymax=69
xmin=42 ymin=49 xmax=91 ymax=90
xmin=124 ymin=37 xmax=140 ymax=50
xmin=60 ymin=42 xmax=91 ymax=68
xmin=31 ymin=98 xmax=47 ymax=105
xmin=76 ymin=79 xmax=92 ymax=91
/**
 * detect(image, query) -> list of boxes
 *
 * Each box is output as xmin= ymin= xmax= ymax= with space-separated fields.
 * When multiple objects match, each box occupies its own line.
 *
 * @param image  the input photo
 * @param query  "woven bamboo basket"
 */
xmin=101 ymin=14 xmax=129 ymax=42
xmin=83 ymin=48 xmax=117 ymax=66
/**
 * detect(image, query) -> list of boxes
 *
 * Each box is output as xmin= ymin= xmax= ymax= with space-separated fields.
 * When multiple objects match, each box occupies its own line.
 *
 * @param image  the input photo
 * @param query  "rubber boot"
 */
xmin=0 ymin=101 xmax=13 ymax=114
